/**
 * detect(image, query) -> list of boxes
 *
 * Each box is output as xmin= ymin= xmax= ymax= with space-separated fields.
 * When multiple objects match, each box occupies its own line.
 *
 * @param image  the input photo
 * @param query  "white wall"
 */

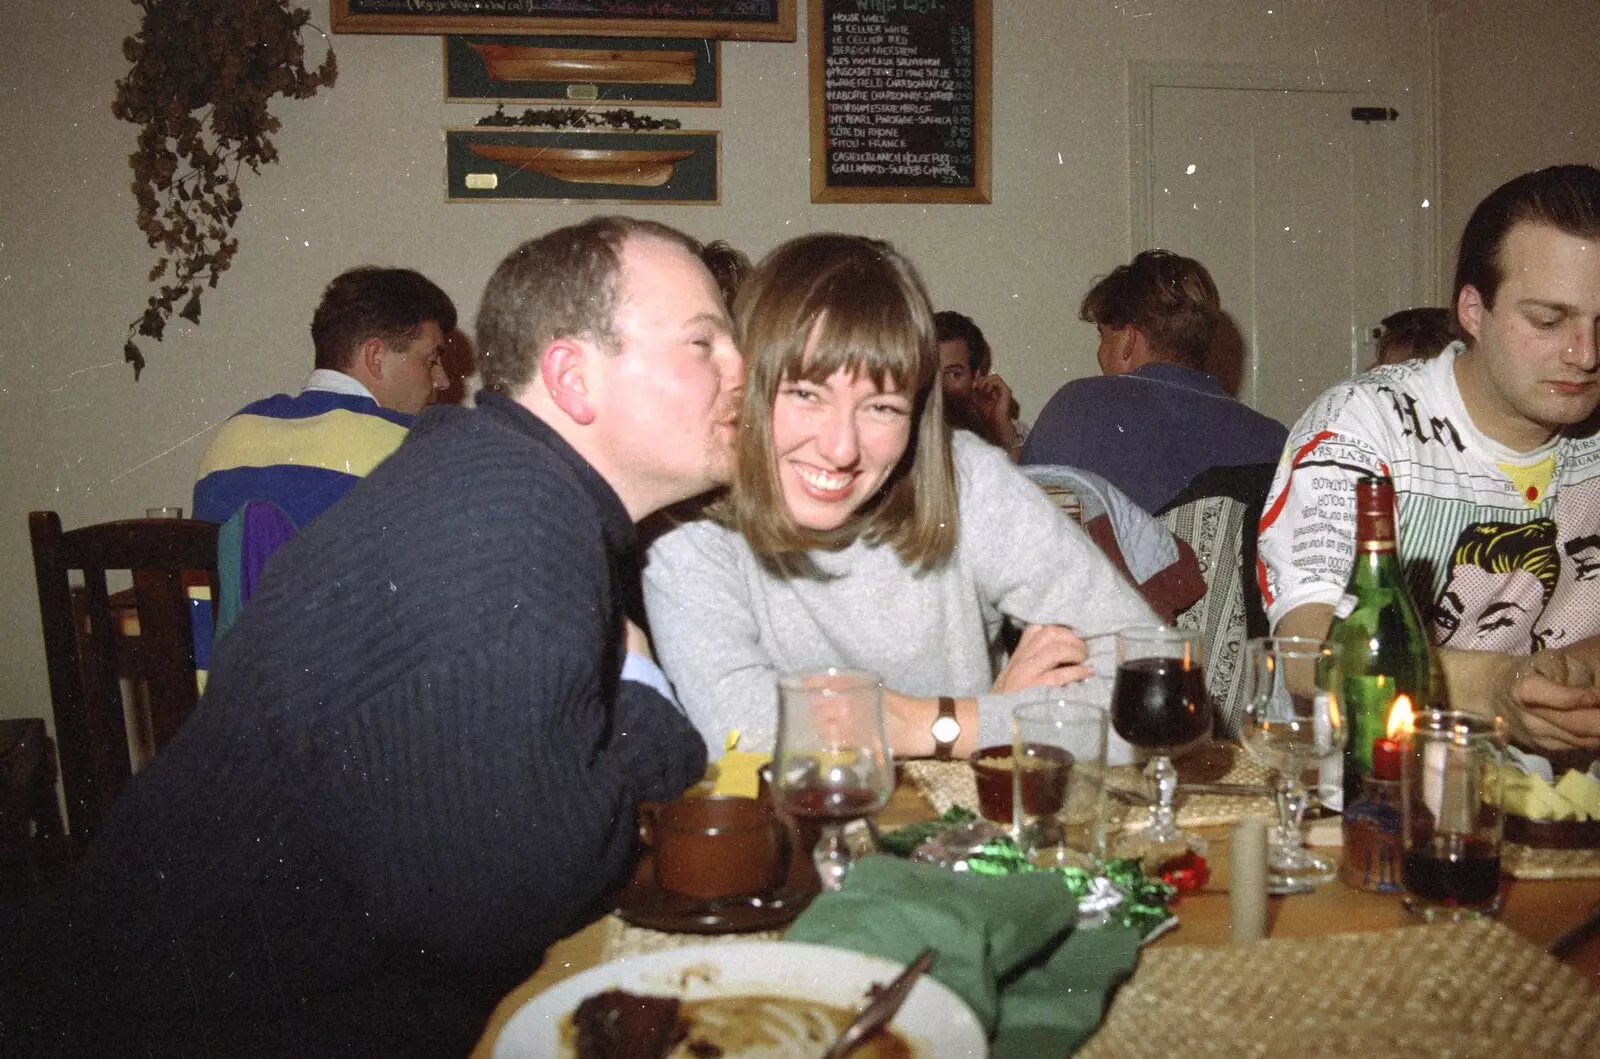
xmin=1434 ymin=0 xmax=1600 ymax=279
xmin=2 ymin=0 xmax=1578 ymax=728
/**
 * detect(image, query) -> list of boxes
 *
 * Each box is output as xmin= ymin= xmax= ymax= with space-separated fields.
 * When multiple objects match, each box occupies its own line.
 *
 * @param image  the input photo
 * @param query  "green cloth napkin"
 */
xmin=786 ymin=856 xmax=1141 ymax=1057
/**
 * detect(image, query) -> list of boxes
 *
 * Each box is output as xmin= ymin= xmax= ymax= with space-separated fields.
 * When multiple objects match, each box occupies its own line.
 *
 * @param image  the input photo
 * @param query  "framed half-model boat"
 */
xmin=446 ymin=35 xmax=719 ymax=105
xmin=335 ymin=0 xmax=795 ymax=42
xmin=447 ymin=129 xmax=719 ymax=204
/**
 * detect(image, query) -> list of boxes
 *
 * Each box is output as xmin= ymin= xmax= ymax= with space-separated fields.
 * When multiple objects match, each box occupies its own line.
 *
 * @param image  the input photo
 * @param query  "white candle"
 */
xmin=1230 ymin=816 xmax=1268 ymax=943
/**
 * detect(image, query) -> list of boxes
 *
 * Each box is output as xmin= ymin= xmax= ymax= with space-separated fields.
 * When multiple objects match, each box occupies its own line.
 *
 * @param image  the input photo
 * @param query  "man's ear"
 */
xmin=357 ymin=337 xmax=389 ymax=380
xmin=541 ymin=338 xmax=598 ymax=426
xmin=1116 ymin=325 xmax=1149 ymax=369
xmin=1457 ymin=284 xmax=1486 ymax=344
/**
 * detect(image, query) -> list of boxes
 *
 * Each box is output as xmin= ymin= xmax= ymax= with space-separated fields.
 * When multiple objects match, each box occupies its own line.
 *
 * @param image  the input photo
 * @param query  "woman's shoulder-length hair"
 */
xmin=723 ymin=233 xmax=957 ymax=570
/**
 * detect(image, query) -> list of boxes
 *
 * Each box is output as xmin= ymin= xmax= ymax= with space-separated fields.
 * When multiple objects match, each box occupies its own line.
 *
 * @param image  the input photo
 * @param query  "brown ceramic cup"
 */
xmin=639 ymin=795 xmax=786 ymax=901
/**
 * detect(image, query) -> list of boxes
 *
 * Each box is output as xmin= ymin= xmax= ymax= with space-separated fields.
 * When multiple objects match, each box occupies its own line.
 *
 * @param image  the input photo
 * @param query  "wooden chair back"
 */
xmin=28 ymin=511 xmax=219 ymax=844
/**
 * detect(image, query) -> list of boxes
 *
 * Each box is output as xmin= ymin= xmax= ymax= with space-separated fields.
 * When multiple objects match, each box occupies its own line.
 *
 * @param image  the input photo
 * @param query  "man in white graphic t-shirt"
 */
xmin=1259 ymin=164 xmax=1600 ymax=752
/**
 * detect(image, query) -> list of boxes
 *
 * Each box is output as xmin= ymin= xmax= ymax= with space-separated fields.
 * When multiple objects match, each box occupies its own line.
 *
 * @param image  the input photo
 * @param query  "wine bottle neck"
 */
xmin=1346 ymin=547 xmax=1405 ymax=587
xmin=1354 ymin=511 xmax=1396 ymax=551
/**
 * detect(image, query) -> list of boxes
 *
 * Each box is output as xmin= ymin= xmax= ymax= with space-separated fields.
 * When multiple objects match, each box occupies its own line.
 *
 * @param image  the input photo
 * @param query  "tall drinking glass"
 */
xmin=1110 ymin=626 xmax=1210 ymax=853
xmin=1239 ymin=637 xmax=1347 ymax=892
xmin=771 ymin=668 xmax=895 ymax=892
xmin=1399 ymin=710 xmax=1506 ymax=921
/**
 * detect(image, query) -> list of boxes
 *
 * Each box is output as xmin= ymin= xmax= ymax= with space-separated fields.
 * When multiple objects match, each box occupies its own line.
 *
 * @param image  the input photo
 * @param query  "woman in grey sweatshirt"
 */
xmin=643 ymin=234 xmax=1157 ymax=762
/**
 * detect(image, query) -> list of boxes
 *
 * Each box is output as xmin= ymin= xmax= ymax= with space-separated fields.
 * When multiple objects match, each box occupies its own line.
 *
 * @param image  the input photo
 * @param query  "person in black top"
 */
xmin=5 ymin=217 xmax=740 ymax=1057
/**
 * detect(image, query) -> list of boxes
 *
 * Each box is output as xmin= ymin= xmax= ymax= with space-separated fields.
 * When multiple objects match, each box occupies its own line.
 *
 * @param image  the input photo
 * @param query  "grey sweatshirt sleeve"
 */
xmin=952 ymin=434 xmax=1157 ymax=761
xmin=642 ymin=520 xmax=782 ymax=753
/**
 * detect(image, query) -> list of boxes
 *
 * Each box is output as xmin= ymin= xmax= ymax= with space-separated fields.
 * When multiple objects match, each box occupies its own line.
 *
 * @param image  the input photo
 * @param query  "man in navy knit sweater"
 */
xmin=7 ymin=218 xmax=738 ymax=1056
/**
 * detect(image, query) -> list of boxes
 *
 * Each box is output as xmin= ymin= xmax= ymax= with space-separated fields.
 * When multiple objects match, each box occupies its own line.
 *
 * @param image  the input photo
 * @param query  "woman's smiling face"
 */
xmin=770 ymin=348 xmax=914 ymax=532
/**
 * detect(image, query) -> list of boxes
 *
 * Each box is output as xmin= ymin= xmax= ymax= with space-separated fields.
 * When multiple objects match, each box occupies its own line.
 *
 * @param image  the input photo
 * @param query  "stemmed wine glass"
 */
xmin=1110 ymin=626 xmax=1211 ymax=855
xmin=1240 ymin=636 xmax=1347 ymax=893
xmin=771 ymin=668 xmax=895 ymax=892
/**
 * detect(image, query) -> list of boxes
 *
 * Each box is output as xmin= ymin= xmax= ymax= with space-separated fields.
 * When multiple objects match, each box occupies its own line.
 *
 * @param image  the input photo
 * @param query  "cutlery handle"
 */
xmin=1549 ymin=900 xmax=1600 ymax=960
xmin=822 ymin=949 xmax=936 ymax=1059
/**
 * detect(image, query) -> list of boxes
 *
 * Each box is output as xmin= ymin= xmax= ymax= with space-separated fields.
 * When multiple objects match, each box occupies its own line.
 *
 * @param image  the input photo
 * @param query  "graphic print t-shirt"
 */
xmin=1258 ymin=344 xmax=1600 ymax=654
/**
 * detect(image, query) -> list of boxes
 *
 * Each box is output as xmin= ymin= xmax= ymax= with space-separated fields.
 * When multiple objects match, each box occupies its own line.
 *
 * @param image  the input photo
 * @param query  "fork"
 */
xmin=821 ymin=949 xmax=937 ymax=1059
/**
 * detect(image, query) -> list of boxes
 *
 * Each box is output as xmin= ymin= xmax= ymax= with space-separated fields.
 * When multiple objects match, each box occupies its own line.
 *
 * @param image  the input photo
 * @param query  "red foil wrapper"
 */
xmin=1158 ymin=850 xmax=1210 ymax=893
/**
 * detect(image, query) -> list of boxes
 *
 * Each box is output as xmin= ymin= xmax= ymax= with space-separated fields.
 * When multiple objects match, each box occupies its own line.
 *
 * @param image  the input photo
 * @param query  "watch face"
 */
xmin=931 ymin=715 xmax=962 ymax=743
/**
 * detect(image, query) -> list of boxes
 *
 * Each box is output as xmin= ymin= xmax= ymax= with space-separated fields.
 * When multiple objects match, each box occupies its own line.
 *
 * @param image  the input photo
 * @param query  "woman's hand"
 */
xmin=992 ymin=623 xmax=1092 ymax=693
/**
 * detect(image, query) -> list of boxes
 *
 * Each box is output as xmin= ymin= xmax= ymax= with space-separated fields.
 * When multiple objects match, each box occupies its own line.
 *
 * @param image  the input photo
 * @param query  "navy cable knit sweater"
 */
xmin=8 ymin=393 xmax=707 ymax=1057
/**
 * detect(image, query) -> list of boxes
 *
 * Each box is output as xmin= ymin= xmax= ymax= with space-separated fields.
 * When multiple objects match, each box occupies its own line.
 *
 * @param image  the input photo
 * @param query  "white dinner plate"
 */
xmin=493 ymin=940 xmax=988 ymax=1058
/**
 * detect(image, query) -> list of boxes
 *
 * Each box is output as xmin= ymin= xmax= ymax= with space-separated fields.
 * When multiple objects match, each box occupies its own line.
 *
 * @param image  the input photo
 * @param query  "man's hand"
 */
xmin=1445 ymin=641 xmax=1600 ymax=751
xmin=992 ymin=624 xmax=1092 ymax=693
xmin=624 ymin=618 xmax=654 ymax=660
xmin=971 ymin=373 xmax=1019 ymax=452
xmin=1506 ymin=647 xmax=1600 ymax=750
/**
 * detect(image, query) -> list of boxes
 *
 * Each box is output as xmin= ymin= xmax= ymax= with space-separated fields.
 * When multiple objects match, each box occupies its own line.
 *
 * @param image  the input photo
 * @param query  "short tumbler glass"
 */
xmin=1012 ymin=687 xmax=1110 ymax=871
xmin=1399 ymin=710 xmax=1506 ymax=921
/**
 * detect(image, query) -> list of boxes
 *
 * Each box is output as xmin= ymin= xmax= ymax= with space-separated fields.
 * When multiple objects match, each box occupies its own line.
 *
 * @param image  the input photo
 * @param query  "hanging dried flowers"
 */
xmin=112 ymin=0 xmax=337 ymax=377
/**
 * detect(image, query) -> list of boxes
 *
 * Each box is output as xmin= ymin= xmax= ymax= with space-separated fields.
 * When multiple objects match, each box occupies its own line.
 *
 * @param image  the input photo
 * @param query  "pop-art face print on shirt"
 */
xmin=1533 ymin=476 xmax=1600 ymax=650
xmin=1431 ymin=519 xmax=1559 ymax=653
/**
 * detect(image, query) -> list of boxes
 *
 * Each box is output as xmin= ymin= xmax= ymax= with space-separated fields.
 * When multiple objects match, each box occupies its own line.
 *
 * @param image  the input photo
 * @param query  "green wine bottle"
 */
xmin=1323 ymin=475 xmax=1437 ymax=811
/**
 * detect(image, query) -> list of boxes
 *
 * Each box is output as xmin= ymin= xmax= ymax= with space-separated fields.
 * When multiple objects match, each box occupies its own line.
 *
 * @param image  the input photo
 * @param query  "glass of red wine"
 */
xmin=1399 ymin=710 xmax=1506 ymax=921
xmin=771 ymin=668 xmax=895 ymax=892
xmin=1110 ymin=626 xmax=1211 ymax=855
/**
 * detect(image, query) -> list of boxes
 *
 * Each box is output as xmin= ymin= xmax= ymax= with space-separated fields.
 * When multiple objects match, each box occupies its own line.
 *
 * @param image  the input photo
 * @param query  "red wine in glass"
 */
xmin=1109 ymin=627 xmax=1209 ymax=853
xmin=777 ymin=785 xmax=885 ymax=826
xmin=1111 ymin=656 xmax=1210 ymax=750
xmin=1402 ymin=835 xmax=1500 ymax=905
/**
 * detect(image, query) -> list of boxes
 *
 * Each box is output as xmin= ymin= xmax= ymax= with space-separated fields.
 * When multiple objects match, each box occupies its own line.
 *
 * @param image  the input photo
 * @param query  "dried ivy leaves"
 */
xmin=113 ymin=0 xmax=336 ymax=377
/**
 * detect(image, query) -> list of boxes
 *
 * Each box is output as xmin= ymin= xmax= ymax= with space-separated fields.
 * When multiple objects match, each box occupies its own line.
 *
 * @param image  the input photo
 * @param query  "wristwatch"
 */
xmin=931 ymin=696 xmax=961 ymax=760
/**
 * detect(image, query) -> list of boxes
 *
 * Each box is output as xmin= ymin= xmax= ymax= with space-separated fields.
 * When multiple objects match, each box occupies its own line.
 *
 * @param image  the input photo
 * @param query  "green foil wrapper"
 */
xmin=879 ymin=815 xmax=1176 ymax=938
xmin=876 ymin=805 xmax=976 ymax=856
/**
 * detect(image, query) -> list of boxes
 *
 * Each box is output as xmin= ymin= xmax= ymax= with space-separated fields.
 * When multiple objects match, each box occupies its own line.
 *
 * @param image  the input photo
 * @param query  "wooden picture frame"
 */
xmin=809 ymin=0 xmax=991 ymax=204
xmin=335 ymin=0 xmax=795 ymax=42
xmin=445 ymin=35 xmax=719 ymax=106
xmin=447 ymin=128 xmax=720 ymax=205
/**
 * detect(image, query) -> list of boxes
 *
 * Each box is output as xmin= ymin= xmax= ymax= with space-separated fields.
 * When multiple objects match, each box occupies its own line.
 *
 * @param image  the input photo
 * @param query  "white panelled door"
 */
xmin=1140 ymin=78 xmax=1419 ymax=429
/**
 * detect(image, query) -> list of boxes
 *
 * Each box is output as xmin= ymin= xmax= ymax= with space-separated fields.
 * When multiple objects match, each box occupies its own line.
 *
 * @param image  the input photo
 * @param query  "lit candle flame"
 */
xmin=1386 ymin=695 xmax=1414 ymax=739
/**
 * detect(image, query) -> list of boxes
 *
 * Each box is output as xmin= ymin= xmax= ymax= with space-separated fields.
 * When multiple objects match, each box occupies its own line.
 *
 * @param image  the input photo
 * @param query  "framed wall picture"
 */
xmin=809 ymin=0 xmax=991 ymax=204
xmin=335 ymin=0 xmax=795 ymax=42
xmin=447 ymin=128 xmax=720 ymax=204
xmin=446 ymin=35 xmax=719 ymax=105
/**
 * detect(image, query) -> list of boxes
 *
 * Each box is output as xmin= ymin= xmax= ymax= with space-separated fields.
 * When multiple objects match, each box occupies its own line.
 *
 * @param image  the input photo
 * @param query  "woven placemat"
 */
xmin=902 ymin=759 xmax=980 ymax=816
xmin=1107 ymin=754 xmax=1277 ymax=832
xmin=1078 ymin=918 xmax=1600 ymax=1059
xmin=1503 ymin=842 xmax=1600 ymax=880
xmin=904 ymin=749 xmax=1278 ymax=834
xmin=600 ymin=915 xmax=785 ymax=962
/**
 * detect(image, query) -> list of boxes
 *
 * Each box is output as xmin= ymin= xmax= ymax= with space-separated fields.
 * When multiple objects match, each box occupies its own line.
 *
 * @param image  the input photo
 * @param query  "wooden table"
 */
xmin=472 ymin=773 xmax=1600 ymax=1056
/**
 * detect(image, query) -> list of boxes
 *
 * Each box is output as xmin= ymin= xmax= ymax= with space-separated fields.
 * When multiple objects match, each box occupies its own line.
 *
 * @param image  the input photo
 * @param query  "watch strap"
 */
xmin=933 ymin=696 xmax=958 ymax=761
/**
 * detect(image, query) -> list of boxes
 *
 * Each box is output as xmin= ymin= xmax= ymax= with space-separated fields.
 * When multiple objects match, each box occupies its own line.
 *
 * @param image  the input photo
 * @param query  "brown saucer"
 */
xmin=614 ymin=882 xmax=814 ymax=934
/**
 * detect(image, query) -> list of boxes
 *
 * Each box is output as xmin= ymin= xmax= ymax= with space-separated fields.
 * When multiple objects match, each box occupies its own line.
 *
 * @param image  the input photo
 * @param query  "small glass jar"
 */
xmin=1340 ymin=736 xmax=1404 ymax=893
